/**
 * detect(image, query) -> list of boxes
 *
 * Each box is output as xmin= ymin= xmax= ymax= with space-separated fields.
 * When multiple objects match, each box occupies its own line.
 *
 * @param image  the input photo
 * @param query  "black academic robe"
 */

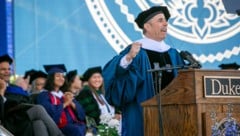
xmin=3 ymin=85 xmax=34 ymax=136
xmin=75 ymin=85 xmax=101 ymax=125
xmin=0 ymin=96 xmax=4 ymax=123
xmin=145 ymin=49 xmax=175 ymax=91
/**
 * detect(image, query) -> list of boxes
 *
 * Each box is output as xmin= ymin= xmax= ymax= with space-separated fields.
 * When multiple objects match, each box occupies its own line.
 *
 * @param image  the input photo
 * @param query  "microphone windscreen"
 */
xmin=180 ymin=51 xmax=188 ymax=59
xmin=180 ymin=50 xmax=202 ymax=68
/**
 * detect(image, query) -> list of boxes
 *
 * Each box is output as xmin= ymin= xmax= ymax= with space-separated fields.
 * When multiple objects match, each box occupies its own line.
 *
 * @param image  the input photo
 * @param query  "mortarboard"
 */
xmin=82 ymin=66 xmax=102 ymax=81
xmin=66 ymin=70 xmax=78 ymax=83
xmin=23 ymin=69 xmax=37 ymax=79
xmin=29 ymin=70 xmax=47 ymax=84
xmin=43 ymin=64 xmax=67 ymax=74
xmin=0 ymin=54 xmax=13 ymax=64
xmin=218 ymin=62 xmax=240 ymax=70
xmin=135 ymin=6 xmax=171 ymax=29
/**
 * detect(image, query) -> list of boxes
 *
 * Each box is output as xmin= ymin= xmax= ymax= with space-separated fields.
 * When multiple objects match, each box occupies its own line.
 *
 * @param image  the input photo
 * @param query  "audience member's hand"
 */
xmin=63 ymin=92 xmax=74 ymax=107
xmin=0 ymin=78 xmax=6 ymax=96
xmin=64 ymin=92 xmax=77 ymax=109
xmin=126 ymin=42 xmax=141 ymax=61
xmin=70 ymin=101 xmax=76 ymax=110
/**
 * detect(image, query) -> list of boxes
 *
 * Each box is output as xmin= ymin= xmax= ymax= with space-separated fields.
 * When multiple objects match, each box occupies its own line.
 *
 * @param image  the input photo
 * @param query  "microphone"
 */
xmin=180 ymin=51 xmax=201 ymax=68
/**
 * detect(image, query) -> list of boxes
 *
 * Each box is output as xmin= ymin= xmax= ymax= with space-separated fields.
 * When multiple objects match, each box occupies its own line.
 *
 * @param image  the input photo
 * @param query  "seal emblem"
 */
xmin=86 ymin=0 xmax=239 ymax=66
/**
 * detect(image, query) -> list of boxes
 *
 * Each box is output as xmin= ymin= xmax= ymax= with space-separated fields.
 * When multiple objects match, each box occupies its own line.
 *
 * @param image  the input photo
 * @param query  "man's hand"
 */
xmin=126 ymin=42 xmax=142 ymax=61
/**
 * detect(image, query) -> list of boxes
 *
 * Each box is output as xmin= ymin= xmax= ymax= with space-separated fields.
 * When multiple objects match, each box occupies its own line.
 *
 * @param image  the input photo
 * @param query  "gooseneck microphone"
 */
xmin=180 ymin=51 xmax=201 ymax=68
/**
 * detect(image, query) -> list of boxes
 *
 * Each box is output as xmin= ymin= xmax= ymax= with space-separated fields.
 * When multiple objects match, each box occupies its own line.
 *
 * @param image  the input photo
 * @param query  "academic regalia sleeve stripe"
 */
xmin=102 ymin=47 xmax=155 ymax=107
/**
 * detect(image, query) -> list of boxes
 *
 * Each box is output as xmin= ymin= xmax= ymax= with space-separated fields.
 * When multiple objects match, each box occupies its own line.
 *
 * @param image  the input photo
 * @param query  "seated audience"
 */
xmin=36 ymin=64 xmax=86 ymax=136
xmin=64 ymin=70 xmax=82 ymax=96
xmin=0 ymin=54 xmax=64 ymax=136
xmin=13 ymin=76 xmax=28 ymax=91
xmin=30 ymin=70 xmax=48 ymax=103
xmin=23 ymin=69 xmax=37 ymax=92
xmin=75 ymin=66 xmax=121 ymax=134
xmin=30 ymin=70 xmax=47 ymax=94
xmin=64 ymin=70 xmax=98 ymax=134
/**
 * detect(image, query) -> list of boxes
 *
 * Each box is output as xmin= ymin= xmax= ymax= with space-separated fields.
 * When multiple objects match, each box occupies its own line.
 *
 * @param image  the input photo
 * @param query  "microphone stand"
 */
xmin=148 ymin=65 xmax=196 ymax=136
xmin=154 ymin=68 xmax=164 ymax=136
xmin=148 ymin=65 xmax=197 ymax=73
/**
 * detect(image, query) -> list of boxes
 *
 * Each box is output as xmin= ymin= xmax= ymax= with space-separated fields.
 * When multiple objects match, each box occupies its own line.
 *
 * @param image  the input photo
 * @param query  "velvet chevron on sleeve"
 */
xmin=102 ymin=46 xmax=155 ymax=136
xmin=75 ymin=86 xmax=101 ymax=124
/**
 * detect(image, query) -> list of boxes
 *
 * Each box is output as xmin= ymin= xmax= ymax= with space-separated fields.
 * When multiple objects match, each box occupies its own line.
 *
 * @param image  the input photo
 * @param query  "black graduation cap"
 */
xmin=135 ymin=6 xmax=171 ymax=29
xmin=82 ymin=66 xmax=102 ymax=81
xmin=0 ymin=54 xmax=13 ymax=64
xmin=43 ymin=64 xmax=67 ymax=74
xmin=66 ymin=70 xmax=78 ymax=83
xmin=29 ymin=70 xmax=47 ymax=84
xmin=218 ymin=62 xmax=240 ymax=70
xmin=23 ymin=69 xmax=37 ymax=79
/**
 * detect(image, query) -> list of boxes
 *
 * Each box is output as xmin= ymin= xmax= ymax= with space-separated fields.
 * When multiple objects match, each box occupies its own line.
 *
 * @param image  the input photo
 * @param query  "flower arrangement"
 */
xmin=97 ymin=113 xmax=120 ymax=136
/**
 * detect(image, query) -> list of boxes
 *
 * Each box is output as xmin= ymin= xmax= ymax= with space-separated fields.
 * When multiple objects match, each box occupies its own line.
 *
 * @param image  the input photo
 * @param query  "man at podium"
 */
xmin=102 ymin=6 xmax=185 ymax=136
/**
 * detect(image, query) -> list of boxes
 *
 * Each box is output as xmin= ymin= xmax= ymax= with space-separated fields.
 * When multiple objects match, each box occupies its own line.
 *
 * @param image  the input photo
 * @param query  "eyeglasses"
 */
xmin=35 ymin=83 xmax=45 ymax=86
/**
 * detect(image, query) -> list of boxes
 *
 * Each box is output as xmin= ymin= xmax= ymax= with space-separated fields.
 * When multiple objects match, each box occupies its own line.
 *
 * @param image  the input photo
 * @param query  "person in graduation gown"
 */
xmin=63 ymin=70 xmax=98 ymax=133
xmin=75 ymin=66 xmax=121 ymax=134
xmin=30 ymin=70 xmax=47 ymax=94
xmin=29 ymin=70 xmax=48 ymax=103
xmin=36 ymin=64 xmax=86 ymax=136
xmin=63 ymin=70 xmax=82 ymax=97
xmin=0 ymin=54 xmax=64 ymax=136
xmin=0 ymin=78 xmax=6 ymax=124
xmin=23 ymin=69 xmax=38 ymax=92
xmin=102 ymin=6 xmax=185 ymax=136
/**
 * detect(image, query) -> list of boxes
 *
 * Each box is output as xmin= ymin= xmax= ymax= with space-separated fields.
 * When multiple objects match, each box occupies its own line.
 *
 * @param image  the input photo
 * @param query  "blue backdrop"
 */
xmin=13 ymin=0 xmax=240 ymax=75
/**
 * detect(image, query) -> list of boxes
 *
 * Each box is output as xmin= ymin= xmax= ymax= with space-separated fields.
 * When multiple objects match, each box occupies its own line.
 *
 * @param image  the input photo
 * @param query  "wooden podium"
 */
xmin=142 ymin=69 xmax=240 ymax=136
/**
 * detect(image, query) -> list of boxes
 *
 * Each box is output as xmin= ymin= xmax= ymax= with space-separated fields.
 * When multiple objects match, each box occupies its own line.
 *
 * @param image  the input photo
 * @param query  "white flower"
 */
xmin=99 ymin=113 xmax=113 ymax=124
xmin=108 ymin=118 xmax=120 ymax=129
xmin=85 ymin=132 xmax=93 ymax=136
xmin=98 ymin=113 xmax=121 ymax=136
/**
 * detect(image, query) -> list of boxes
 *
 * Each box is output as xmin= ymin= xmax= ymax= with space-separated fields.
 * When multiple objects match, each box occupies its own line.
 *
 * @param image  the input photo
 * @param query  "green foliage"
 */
xmin=97 ymin=124 xmax=119 ymax=136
